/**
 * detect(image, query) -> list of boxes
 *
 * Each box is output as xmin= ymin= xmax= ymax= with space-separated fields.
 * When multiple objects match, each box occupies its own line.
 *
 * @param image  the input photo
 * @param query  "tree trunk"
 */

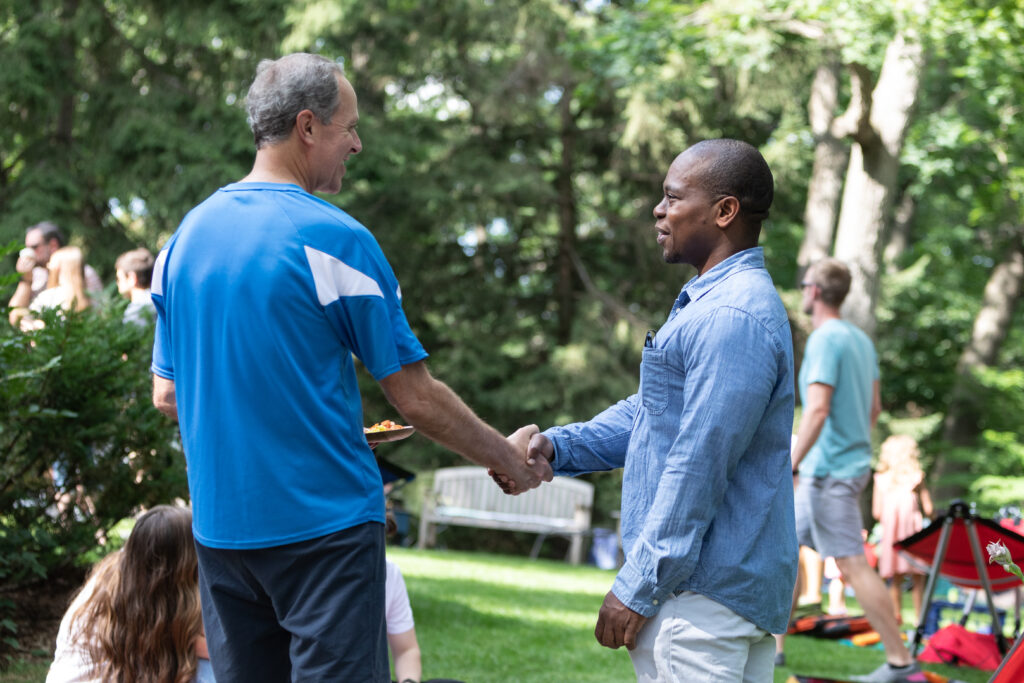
xmin=797 ymin=61 xmax=849 ymax=282
xmin=555 ymin=85 xmax=578 ymax=345
xmin=934 ymin=230 xmax=1024 ymax=501
xmin=883 ymin=189 xmax=916 ymax=268
xmin=833 ymin=32 xmax=925 ymax=337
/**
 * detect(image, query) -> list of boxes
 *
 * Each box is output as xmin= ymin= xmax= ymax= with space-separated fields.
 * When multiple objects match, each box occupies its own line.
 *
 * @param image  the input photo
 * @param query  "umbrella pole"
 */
xmin=966 ymin=517 xmax=1009 ymax=653
xmin=989 ymin=632 xmax=1024 ymax=682
xmin=912 ymin=515 xmax=955 ymax=656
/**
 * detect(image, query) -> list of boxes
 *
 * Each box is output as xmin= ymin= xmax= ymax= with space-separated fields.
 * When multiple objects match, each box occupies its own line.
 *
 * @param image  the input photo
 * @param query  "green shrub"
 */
xmin=0 ymin=281 xmax=186 ymax=664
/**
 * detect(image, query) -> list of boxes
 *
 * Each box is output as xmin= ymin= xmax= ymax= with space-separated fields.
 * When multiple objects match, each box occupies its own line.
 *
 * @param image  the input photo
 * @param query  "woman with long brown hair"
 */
xmin=17 ymin=246 xmax=92 ymax=331
xmin=47 ymin=505 xmax=214 ymax=683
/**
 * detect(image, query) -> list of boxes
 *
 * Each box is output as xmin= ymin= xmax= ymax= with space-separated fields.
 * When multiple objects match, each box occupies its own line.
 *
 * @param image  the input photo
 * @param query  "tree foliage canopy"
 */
xmin=1 ymin=0 xmax=1023 ymax=575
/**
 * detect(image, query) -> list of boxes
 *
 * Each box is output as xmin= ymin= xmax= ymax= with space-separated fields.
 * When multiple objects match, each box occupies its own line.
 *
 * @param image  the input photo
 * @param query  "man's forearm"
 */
xmin=7 ymin=280 xmax=32 ymax=309
xmin=391 ymin=375 xmax=509 ymax=471
xmin=152 ymin=375 xmax=179 ymax=422
xmin=7 ymin=281 xmax=33 ymax=326
xmin=379 ymin=361 xmax=549 ymax=491
xmin=791 ymin=411 xmax=827 ymax=470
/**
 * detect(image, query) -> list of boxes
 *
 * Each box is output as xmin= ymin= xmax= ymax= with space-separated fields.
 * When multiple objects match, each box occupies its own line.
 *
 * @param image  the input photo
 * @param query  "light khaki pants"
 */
xmin=629 ymin=591 xmax=774 ymax=682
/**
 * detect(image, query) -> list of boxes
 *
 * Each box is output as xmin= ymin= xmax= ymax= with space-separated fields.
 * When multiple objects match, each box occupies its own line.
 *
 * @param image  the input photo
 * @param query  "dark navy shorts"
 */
xmin=196 ymin=521 xmax=388 ymax=682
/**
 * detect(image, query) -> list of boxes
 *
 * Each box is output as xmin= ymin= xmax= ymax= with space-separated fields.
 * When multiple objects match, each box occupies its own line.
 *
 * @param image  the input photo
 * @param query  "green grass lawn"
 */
xmin=391 ymin=547 xmax=994 ymax=682
xmin=3 ymin=547 xmax=1000 ymax=682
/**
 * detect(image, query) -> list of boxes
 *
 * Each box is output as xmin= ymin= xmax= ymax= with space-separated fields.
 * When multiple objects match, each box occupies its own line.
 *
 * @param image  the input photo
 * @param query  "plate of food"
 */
xmin=364 ymin=420 xmax=415 ymax=444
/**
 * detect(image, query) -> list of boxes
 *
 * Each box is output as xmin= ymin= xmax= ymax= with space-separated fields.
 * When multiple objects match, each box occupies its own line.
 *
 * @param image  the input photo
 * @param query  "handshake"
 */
xmin=488 ymin=424 xmax=555 ymax=495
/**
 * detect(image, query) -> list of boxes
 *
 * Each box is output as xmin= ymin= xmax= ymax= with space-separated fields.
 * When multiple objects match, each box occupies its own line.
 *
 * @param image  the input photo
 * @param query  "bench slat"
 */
xmin=418 ymin=466 xmax=594 ymax=564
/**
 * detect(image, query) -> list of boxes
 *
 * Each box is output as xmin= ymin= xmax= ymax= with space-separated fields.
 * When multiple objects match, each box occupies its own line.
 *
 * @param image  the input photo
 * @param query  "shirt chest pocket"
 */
xmin=640 ymin=347 xmax=674 ymax=415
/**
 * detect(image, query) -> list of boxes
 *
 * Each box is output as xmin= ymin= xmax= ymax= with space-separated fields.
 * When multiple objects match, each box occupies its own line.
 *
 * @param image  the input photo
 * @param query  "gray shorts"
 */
xmin=794 ymin=472 xmax=871 ymax=559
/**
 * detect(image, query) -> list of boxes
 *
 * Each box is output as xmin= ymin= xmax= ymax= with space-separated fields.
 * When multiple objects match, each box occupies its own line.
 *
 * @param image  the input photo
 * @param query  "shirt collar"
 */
xmin=677 ymin=247 xmax=765 ymax=307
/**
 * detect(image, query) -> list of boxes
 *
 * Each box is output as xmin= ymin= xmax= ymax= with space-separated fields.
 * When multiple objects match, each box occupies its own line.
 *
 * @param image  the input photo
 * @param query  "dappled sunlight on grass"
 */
xmin=387 ymin=547 xmax=634 ymax=681
xmin=390 ymin=546 xmax=615 ymax=593
xmin=389 ymin=547 xmax=998 ymax=682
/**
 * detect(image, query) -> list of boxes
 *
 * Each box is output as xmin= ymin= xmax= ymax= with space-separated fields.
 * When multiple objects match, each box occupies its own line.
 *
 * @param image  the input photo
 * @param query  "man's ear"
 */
xmin=714 ymin=196 xmax=741 ymax=228
xmin=127 ymin=272 xmax=139 ymax=289
xmin=295 ymin=110 xmax=316 ymax=145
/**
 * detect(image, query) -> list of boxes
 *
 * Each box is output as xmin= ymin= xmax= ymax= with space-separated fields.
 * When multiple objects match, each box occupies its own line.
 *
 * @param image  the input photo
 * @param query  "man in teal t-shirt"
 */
xmin=776 ymin=258 xmax=924 ymax=683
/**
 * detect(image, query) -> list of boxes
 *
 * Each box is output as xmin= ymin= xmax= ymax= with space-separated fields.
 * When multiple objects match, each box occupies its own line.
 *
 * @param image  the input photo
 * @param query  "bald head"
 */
xmin=680 ymin=139 xmax=774 ymax=227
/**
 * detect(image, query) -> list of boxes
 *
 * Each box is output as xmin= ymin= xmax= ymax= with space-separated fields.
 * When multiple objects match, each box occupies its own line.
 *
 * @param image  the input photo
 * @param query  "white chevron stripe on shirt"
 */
xmin=151 ymin=250 xmax=167 ymax=296
xmin=304 ymin=245 xmax=384 ymax=306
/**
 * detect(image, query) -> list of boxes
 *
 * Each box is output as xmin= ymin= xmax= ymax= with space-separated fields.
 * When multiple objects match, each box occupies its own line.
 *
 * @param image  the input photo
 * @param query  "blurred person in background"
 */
xmin=15 ymin=246 xmax=92 ymax=331
xmin=383 ymin=513 xmax=464 ymax=683
xmin=115 ymin=247 xmax=156 ymax=326
xmin=779 ymin=258 xmax=922 ymax=683
xmin=873 ymin=434 xmax=933 ymax=624
xmin=7 ymin=221 xmax=102 ymax=326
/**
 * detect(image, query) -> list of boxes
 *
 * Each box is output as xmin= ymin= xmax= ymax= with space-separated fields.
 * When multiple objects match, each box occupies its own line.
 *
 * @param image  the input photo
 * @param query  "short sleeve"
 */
xmin=149 ymin=249 xmax=174 ymax=380
xmin=801 ymin=328 xmax=839 ymax=388
xmin=304 ymin=244 xmax=427 ymax=380
xmin=385 ymin=560 xmax=415 ymax=634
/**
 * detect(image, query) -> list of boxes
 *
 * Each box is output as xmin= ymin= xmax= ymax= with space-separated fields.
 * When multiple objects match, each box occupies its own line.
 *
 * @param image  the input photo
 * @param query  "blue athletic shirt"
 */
xmin=798 ymin=318 xmax=878 ymax=480
xmin=151 ymin=182 xmax=427 ymax=549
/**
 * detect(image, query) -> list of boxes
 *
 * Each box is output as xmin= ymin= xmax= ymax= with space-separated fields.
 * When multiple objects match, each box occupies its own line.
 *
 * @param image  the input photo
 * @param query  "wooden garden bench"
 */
xmin=417 ymin=466 xmax=594 ymax=564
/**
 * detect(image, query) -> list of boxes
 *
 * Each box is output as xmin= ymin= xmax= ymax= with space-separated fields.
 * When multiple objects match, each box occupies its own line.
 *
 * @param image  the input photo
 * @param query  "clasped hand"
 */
xmin=488 ymin=425 xmax=553 ymax=495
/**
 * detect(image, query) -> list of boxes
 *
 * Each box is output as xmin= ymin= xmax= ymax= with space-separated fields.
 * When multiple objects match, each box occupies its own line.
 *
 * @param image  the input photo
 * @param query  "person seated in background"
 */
xmin=385 ymin=513 xmax=463 ymax=683
xmin=47 ymin=505 xmax=215 ymax=683
xmin=15 ymin=246 xmax=92 ymax=331
xmin=385 ymin=555 xmax=423 ymax=683
xmin=7 ymin=221 xmax=102 ymax=326
xmin=115 ymin=247 xmax=156 ymax=326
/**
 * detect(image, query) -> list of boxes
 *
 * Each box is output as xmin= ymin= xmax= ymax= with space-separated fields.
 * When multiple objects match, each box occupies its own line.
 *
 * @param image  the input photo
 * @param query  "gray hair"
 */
xmin=27 ymin=220 xmax=66 ymax=246
xmin=246 ymin=53 xmax=344 ymax=149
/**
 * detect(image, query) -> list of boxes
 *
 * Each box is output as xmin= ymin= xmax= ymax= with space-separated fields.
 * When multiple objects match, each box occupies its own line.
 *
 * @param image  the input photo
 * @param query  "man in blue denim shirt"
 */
xmin=510 ymin=139 xmax=797 ymax=680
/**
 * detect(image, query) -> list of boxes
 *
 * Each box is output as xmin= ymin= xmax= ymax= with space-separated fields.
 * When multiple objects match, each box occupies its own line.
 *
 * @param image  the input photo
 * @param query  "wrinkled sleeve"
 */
xmin=545 ymin=395 xmax=639 ymax=476
xmin=612 ymin=308 xmax=783 ymax=614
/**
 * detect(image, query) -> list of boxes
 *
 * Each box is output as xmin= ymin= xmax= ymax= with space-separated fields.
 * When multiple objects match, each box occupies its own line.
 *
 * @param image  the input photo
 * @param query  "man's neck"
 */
xmin=241 ymin=146 xmax=312 ymax=192
xmin=130 ymin=288 xmax=152 ymax=304
xmin=811 ymin=304 xmax=841 ymax=330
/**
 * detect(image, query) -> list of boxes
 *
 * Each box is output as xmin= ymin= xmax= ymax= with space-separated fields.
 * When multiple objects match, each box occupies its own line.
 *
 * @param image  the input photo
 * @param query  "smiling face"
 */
xmin=652 ymin=152 xmax=723 ymax=272
xmin=310 ymin=76 xmax=362 ymax=194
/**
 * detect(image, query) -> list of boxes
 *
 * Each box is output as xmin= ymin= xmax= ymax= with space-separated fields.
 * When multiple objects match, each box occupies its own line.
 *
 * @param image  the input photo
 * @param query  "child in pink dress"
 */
xmin=872 ymin=435 xmax=934 ymax=624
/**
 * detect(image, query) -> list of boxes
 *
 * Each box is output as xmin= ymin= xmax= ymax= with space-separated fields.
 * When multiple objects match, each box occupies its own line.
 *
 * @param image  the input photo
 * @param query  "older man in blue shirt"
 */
xmin=508 ymin=139 xmax=796 ymax=680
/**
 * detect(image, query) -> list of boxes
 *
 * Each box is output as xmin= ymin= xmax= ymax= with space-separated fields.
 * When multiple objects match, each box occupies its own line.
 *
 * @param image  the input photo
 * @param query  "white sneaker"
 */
xmin=849 ymin=662 xmax=926 ymax=683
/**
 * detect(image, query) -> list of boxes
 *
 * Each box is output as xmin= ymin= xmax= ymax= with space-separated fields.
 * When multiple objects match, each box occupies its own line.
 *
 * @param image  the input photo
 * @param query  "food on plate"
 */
xmin=364 ymin=420 xmax=406 ymax=433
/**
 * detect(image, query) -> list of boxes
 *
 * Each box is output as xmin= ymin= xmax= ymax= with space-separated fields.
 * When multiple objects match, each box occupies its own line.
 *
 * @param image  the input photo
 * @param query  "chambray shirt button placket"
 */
xmin=669 ymin=291 xmax=691 ymax=319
